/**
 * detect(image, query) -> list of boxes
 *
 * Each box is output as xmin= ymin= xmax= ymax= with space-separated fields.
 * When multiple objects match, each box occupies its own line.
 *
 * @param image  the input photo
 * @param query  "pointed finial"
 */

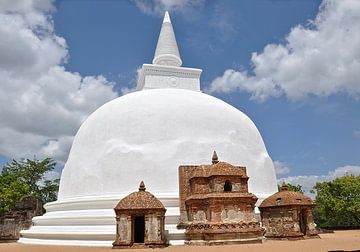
xmin=212 ymin=151 xmax=219 ymax=164
xmin=163 ymin=11 xmax=171 ymax=23
xmin=152 ymin=11 xmax=182 ymax=67
xmin=281 ymin=181 xmax=288 ymax=191
xmin=139 ymin=181 xmax=146 ymax=191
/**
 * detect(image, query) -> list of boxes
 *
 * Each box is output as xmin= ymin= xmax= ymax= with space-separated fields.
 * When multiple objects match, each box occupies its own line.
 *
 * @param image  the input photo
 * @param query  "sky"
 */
xmin=0 ymin=0 xmax=359 ymax=194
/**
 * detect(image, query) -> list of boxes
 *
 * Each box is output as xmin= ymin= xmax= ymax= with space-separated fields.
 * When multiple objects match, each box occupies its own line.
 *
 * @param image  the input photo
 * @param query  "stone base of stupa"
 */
xmin=18 ymin=193 xmax=268 ymax=246
xmin=18 ymin=194 xmax=185 ymax=246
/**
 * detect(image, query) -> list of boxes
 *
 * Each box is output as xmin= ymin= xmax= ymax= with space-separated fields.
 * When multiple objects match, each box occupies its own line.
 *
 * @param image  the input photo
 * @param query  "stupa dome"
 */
xmin=58 ymin=88 xmax=277 ymax=201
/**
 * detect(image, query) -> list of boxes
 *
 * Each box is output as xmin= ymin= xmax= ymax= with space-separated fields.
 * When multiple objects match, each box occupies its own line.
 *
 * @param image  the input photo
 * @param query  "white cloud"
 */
xmin=273 ymin=160 xmax=291 ymax=176
xmin=132 ymin=0 xmax=205 ymax=16
xmin=0 ymin=0 xmax=118 ymax=164
xmin=207 ymin=0 xmax=360 ymax=102
xmin=37 ymin=170 xmax=61 ymax=187
xmin=43 ymin=170 xmax=61 ymax=182
xmin=279 ymin=165 xmax=360 ymax=196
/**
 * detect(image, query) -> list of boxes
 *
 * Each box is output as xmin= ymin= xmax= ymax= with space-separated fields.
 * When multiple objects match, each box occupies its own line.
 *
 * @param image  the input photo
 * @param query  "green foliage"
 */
xmin=0 ymin=173 xmax=30 ymax=214
xmin=39 ymin=178 xmax=60 ymax=203
xmin=278 ymin=183 xmax=304 ymax=194
xmin=0 ymin=157 xmax=59 ymax=215
xmin=312 ymin=175 xmax=360 ymax=228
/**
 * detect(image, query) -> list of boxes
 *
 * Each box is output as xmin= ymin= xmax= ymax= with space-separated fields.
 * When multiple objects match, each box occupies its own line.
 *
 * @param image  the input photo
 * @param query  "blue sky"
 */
xmin=0 ymin=0 xmax=359 ymax=193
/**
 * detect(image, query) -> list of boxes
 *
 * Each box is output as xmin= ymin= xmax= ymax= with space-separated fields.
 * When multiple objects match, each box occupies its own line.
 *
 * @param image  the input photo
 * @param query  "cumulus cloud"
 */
xmin=273 ymin=160 xmax=291 ymax=176
xmin=279 ymin=165 xmax=360 ymax=196
xmin=0 ymin=0 xmax=118 ymax=164
xmin=207 ymin=0 xmax=360 ymax=102
xmin=42 ymin=170 xmax=61 ymax=184
xmin=132 ymin=0 xmax=205 ymax=16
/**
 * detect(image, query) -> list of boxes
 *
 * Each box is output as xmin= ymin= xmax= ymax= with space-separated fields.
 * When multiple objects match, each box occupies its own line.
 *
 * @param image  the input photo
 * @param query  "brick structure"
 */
xmin=0 ymin=196 xmax=43 ymax=242
xmin=178 ymin=151 xmax=263 ymax=245
xmin=113 ymin=181 xmax=167 ymax=249
xmin=259 ymin=182 xmax=319 ymax=239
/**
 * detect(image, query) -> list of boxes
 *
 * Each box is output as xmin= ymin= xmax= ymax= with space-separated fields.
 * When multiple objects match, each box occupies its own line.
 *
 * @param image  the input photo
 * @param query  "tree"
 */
xmin=39 ymin=178 xmax=60 ymax=203
xmin=0 ymin=173 xmax=29 ymax=214
xmin=312 ymin=175 xmax=360 ymax=228
xmin=0 ymin=157 xmax=60 ymax=214
xmin=278 ymin=183 xmax=304 ymax=194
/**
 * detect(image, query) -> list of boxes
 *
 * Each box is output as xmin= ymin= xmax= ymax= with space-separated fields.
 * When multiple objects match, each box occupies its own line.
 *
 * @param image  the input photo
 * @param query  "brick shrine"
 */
xmin=113 ymin=181 xmax=166 ymax=249
xmin=177 ymin=151 xmax=263 ymax=245
xmin=259 ymin=182 xmax=319 ymax=239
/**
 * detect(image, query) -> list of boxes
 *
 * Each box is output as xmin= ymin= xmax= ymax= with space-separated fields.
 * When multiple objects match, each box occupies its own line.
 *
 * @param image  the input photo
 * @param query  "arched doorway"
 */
xmin=224 ymin=180 xmax=232 ymax=192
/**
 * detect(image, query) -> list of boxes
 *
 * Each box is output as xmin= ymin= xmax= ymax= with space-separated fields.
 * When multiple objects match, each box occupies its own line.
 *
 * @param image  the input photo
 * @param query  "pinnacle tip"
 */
xmin=163 ymin=11 xmax=171 ymax=23
xmin=139 ymin=181 xmax=146 ymax=191
xmin=212 ymin=150 xmax=219 ymax=164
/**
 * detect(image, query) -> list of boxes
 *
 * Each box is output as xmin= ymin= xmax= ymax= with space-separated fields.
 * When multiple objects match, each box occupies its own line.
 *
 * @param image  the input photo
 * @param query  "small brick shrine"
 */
xmin=178 ymin=151 xmax=263 ymax=245
xmin=259 ymin=182 xmax=319 ymax=240
xmin=112 ymin=181 xmax=166 ymax=249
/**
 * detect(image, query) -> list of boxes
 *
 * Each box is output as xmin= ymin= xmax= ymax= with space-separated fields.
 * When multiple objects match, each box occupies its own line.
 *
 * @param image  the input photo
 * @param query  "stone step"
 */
xmin=18 ymin=237 xmax=113 ymax=247
xmin=19 ymin=198 xmax=184 ymax=246
xmin=21 ymin=223 xmax=185 ymax=243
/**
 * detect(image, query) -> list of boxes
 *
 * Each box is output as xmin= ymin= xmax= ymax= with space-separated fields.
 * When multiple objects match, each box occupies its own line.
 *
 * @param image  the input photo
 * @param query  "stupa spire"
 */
xmin=136 ymin=10 xmax=202 ymax=91
xmin=153 ymin=11 xmax=182 ymax=67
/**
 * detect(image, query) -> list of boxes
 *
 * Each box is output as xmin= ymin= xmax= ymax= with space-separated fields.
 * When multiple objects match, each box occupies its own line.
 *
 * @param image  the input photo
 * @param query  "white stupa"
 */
xmin=19 ymin=12 xmax=277 ymax=246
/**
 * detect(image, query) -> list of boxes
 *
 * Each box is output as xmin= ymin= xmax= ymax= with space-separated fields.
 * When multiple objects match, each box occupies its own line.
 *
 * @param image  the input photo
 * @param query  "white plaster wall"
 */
xmin=58 ymin=88 xmax=277 ymax=200
xmin=144 ymin=75 xmax=199 ymax=91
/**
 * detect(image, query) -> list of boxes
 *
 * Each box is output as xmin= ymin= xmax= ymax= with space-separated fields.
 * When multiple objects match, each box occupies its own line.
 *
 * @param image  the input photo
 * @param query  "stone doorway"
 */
xmin=299 ymin=209 xmax=307 ymax=235
xmin=133 ymin=216 xmax=145 ymax=243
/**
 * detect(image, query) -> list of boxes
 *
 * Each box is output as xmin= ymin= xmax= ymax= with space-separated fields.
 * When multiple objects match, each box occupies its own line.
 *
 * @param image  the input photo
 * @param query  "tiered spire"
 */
xmin=153 ymin=11 xmax=182 ymax=67
xmin=136 ymin=11 xmax=202 ymax=91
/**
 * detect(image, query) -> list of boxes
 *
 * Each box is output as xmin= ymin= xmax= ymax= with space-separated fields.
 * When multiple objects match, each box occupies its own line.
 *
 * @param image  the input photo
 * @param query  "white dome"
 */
xmin=58 ymin=88 xmax=277 ymax=200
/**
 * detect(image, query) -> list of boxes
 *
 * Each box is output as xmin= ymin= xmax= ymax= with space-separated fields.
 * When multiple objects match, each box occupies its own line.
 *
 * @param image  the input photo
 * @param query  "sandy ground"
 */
xmin=1 ymin=230 xmax=359 ymax=252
